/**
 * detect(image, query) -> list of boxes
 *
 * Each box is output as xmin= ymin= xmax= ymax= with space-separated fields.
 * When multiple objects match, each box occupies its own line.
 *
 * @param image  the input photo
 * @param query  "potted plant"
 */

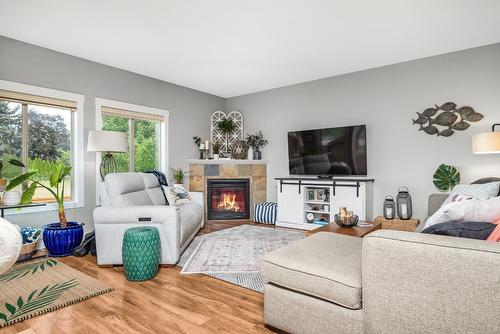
xmin=6 ymin=162 xmax=84 ymax=257
xmin=171 ymin=168 xmax=185 ymax=188
xmin=0 ymin=158 xmax=24 ymax=193
xmin=212 ymin=141 xmax=221 ymax=160
xmin=216 ymin=117 xmax=237 ymax=156
xmin=246 ymin=131 xmax=269 ymax=160
xmin=193 ymin=136 xmax=203 ymax=159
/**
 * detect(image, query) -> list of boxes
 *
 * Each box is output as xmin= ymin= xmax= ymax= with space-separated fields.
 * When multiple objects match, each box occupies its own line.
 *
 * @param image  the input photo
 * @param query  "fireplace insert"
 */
xmin=207 ymin=179 xmax=250 ymax=220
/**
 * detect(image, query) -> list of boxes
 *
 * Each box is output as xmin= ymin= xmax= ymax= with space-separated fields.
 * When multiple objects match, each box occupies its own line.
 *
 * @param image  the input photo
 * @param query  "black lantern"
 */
xmin=383 ymin=195 xmax=396 ymax=220
xmin=396 ymin=186 xmax=412 ymax=220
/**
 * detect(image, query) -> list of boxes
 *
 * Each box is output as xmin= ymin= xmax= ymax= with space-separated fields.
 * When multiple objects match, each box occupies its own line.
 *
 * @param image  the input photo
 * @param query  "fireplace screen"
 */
xmin=207 ymin=179 xmax=250 ymax=220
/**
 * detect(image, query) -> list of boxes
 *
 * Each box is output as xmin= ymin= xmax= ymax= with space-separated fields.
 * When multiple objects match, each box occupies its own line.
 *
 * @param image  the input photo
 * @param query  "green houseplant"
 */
xmin=0 ymin=158 xmax=24 ymax=192
xmin=246 ymin=131 xmax=269 ymax=160
xmin=171 ymin=168 xmax=185 ymax=186
xmin=7 ymin=162 xmax=84 ymax=257
xmin=216 ymin=117 xmax=237 ymax=155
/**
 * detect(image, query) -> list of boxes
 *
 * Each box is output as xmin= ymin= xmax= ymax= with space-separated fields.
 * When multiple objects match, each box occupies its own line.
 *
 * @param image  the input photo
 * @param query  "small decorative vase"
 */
xmin=2 ymin=190 xmax=21 ymax=206
xmin=253 ymin=149 xmax=262 ymax=160
xmin=42 ymin=222 xmax=85 ymax=257
xmin=213 ymin=153 xmax=219 ymax=160
xmin=247 ymin=147 xmax=254 ymax=160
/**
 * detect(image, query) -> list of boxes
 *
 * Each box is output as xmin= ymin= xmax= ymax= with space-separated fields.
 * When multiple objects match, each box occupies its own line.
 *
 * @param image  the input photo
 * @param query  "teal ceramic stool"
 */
xmin=122 ymin=227 xmax=161 ymax=281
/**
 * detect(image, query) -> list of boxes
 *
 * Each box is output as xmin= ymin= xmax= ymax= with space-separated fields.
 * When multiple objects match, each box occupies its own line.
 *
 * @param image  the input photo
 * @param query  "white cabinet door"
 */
xmin=331 ymin=183 xmax=365 ymax=220
xmin=277 ymin=183 xmax=303 ymax=225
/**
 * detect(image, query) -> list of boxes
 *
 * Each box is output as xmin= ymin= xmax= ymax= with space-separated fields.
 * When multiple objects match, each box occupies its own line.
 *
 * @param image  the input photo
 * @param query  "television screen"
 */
xmin=288 ymin=125 xmax=367 ymax=176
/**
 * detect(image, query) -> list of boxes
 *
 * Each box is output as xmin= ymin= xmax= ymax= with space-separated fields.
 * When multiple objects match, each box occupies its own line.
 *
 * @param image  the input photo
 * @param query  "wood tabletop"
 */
xmin=305 ymin=221 xmax=382 ymax=238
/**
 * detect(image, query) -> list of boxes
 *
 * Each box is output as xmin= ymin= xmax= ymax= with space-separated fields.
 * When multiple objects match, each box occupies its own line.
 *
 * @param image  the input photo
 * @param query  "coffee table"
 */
xmin=305 ymin=221 xmax=381 ymax=238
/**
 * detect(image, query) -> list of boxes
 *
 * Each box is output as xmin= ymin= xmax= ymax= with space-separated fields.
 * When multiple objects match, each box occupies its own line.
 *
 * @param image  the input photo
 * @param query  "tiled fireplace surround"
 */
xmin=187 ymin=160 xmax=268 ymax=221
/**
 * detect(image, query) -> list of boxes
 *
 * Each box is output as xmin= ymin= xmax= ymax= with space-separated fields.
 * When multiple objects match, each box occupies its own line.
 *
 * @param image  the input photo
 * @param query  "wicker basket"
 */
xmin=374 ymin=216 xmax=420 ymax=232
xmin=17 ymin=241 xmax=38 ymax=262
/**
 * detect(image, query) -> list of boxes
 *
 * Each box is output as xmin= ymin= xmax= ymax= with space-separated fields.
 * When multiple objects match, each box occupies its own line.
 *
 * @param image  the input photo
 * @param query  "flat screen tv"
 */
xmin=288 ymin=125 xmax=367 ymax=176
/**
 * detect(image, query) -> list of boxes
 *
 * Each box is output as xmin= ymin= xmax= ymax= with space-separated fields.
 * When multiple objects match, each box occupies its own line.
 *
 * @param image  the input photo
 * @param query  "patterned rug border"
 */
xmin=0 ymin=257 xmax=114 ymax=328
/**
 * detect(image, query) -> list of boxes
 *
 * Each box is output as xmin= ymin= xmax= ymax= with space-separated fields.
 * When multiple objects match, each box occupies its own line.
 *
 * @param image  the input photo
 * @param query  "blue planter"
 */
xmin=42 ymin=222 xmax=85 ymax=257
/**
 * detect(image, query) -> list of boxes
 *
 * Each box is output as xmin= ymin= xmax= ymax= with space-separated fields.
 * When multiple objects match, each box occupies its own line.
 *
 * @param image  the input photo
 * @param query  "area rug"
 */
xmin=178 ymin=225 xmax=304 ymax=292
xmin=0 ymin=257 xmax=113 ymax=328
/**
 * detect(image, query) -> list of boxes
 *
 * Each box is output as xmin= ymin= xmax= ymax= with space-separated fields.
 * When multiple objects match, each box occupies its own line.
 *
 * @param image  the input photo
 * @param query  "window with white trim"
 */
xmin=0 ymin=90 xmax=75 ymax=203
xmin=100 ymin=106 xmax=165 ymax=172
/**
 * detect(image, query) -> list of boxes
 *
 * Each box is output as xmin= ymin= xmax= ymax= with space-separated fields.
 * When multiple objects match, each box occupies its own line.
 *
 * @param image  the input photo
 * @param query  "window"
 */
xmin=96 ymin=100 xmax=168 ymax=177
xmin=0 ymin=82 xmax=84 ymax=210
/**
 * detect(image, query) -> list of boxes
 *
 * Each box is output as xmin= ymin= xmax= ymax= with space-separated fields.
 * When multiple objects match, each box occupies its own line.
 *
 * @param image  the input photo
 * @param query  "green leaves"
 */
xmin=5 ymin=172 xmax=36 ymax=191
xmin=20 ymin=182 xmax=37 ymax=205
xmin=8 ymin=159 xmax=25 ymax=168
xmin=49 ymin=163 xmax=72 ymax=187
xmin=433 ymin=164 xmax=460 ymax=192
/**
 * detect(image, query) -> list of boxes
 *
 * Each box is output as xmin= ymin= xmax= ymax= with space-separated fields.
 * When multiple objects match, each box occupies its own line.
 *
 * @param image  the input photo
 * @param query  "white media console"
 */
xmin=275 ymin=177 xmax=374 ymax=230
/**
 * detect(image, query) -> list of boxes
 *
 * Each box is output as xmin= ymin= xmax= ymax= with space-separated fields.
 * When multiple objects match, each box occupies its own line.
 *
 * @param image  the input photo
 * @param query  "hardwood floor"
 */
xmin=1 ymin=221 xmax=281 ymax=334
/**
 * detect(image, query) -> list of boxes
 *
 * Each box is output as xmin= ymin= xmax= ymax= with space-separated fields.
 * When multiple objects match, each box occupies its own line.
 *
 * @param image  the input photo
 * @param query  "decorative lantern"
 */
xmin=396 ymin=186 xmax=413 ymax=220
xmin=383 ymin=195 xmax=396 ymax=220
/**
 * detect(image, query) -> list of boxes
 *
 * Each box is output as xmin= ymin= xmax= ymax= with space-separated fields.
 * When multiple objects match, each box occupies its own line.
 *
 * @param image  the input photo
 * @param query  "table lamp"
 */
xmin=87 ymin=130 xmax=127 ymax=180
xmin=472 ymin=124 xmax=500 ymax=154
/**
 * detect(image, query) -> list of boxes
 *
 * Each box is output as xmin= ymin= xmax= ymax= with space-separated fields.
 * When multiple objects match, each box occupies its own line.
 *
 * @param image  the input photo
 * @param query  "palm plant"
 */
xmin=216 ymin=117 xmax=237 ymax=153
xmin=6 ymin=163 xmax=71 ymax=227
xmin=0 ymin=158 xmax=24 ymax=179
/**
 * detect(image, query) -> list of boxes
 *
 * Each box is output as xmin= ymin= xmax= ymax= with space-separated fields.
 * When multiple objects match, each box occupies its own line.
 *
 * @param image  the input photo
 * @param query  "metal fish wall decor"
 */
xmin=412 ymin=102 xmax=483 ymax=137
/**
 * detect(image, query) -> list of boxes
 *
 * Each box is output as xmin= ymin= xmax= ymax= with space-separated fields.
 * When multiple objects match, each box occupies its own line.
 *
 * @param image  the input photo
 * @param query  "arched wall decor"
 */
xmin=210 ymin=110 xmax=244 ymax=153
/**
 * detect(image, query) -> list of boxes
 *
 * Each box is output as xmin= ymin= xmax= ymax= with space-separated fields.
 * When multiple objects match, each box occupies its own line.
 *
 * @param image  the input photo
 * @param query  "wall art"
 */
xmin=412 ymin=102 xmax=483 ymax=137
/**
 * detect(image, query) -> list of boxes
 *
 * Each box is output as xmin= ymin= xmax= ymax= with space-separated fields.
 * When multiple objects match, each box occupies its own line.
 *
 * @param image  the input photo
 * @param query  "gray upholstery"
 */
xmin=94 ymin=172 xmax=203 ymax=265
xmin=261 ymin=232 xmax=363 ymax=310
xmin=363 ymin=230 xmax=500 ymax=334
xmin=264 ymin=283 xmax=364 ymax=334
xmin=262 ymin=192 xmax=500 ymax=334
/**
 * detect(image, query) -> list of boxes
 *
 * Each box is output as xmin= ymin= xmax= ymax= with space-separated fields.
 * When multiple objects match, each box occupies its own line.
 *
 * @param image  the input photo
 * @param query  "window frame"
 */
xmin=0 ymin=80 xmax=85 ymax=215
xmin=95 ymin=98 xmax=169 ymax=205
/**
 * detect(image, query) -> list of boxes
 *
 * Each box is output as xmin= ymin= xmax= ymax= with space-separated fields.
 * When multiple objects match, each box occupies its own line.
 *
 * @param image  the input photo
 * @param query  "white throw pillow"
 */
xmin=423 ymin=197 xmax=500 ymax=230
xmin=442 ymin=182 xmax=500 ymax=205
xmin=163 ymin=186 xmax=192 ymax=206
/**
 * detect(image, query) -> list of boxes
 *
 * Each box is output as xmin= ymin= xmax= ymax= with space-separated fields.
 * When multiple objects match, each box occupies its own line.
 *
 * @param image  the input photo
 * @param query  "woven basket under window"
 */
xmin=17 ymin=241 xmax=38 ymax=262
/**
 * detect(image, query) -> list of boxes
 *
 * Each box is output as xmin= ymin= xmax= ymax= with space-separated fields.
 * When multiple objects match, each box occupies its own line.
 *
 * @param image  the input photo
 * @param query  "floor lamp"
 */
xmin=472 ymin=124 xmax=500 ymax=154
xmin=87 ymin=130 xmax=128 ymax=181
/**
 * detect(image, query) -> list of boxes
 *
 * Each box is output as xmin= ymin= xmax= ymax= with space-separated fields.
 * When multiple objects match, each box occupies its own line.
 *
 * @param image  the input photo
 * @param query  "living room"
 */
xmin=0 ymin=1 xmax=499 ymax=333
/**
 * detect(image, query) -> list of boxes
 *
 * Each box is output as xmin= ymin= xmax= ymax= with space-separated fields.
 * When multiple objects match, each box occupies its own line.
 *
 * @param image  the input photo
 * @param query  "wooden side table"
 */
xmin=306 ymin=221 xmax=381 ymax=238
xmin=374 ymin=216 xmax=420 ymax=232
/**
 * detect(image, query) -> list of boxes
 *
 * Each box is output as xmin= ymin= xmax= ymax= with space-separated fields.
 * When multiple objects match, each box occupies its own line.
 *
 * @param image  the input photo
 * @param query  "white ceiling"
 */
xmin=1 ymin=1 xmax=500 ymax=98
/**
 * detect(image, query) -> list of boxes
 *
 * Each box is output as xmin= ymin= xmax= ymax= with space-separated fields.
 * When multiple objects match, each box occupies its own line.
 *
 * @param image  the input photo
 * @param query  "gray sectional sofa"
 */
xmin=261 ymin=194 xmax=500 ymax=334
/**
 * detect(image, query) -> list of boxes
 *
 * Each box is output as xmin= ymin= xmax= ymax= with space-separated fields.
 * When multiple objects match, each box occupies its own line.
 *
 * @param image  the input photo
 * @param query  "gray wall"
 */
xmin=0 ymin=36 xmax=225 ymax=229
xmin=226 ymin=43 xmax=500 ymax=219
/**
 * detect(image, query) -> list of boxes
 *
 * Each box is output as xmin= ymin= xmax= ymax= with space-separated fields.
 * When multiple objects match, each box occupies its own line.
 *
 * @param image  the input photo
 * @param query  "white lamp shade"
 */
xmin=472 ymin=131 xmax=500 ymax=154
xmin=87 ymin=130 xmax=127 ymax=153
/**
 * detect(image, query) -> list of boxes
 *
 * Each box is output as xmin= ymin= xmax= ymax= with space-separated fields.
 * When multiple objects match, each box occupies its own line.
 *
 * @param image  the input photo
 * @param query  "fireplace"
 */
xmin=207 ymin=179 xmax=250 ymax=220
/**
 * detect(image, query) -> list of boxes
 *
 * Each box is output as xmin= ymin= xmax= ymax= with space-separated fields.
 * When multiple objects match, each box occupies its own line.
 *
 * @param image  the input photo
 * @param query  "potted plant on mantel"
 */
xmin=171 ymin=168 xmax=185 ymax=188
xmin=216 ymin=117 xmax=237 ymax=157
xmin=246 ymin=131 xmax=269 ymax=160
xmin=6 ymin=162 xmax=84 ymax=257
xmin=212 ymin=141 xmax=221 ymax=160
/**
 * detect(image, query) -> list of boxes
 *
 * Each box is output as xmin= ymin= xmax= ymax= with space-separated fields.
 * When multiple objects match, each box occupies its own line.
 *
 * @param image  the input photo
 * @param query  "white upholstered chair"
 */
xmin=93 ymin=173 xmax=204 ymax=266
xmin=0 ymin=218 xmax=22 ymax=275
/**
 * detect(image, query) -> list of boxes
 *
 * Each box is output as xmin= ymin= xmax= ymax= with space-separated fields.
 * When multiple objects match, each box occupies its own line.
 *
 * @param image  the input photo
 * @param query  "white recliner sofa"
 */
xmin=93 ymin=173 xmax=204 ymax=266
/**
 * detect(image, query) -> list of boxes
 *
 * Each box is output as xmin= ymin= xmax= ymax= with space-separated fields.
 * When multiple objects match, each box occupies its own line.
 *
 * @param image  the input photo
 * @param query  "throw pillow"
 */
xmin=162 ymin=186 xmax=192 ymax=206
xmin=442 ymin=182 xmax=500 ymax=205
xmin=423 ymin=197 xmax=500 ymax=230
xmin=422 ymin=221 xmax=496 ymax=240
